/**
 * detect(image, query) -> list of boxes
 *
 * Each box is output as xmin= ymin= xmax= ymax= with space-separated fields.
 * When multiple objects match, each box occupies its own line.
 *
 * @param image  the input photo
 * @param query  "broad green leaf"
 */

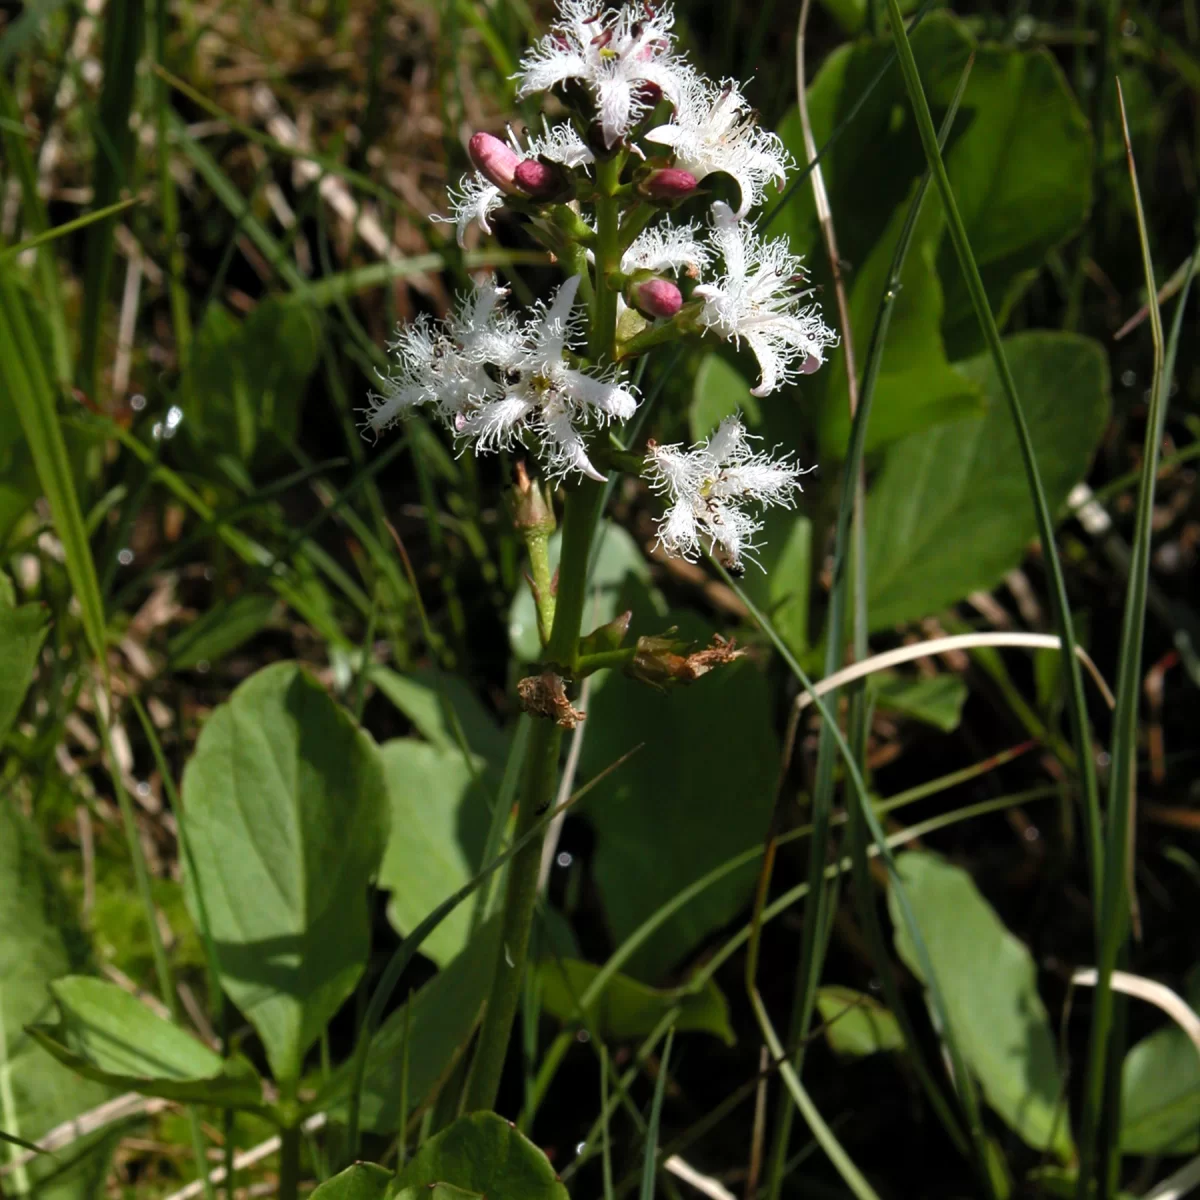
xmin=328 ymin=919 xmax=498 ymax=1133
xmin=369 ymin=666 xmax=506 ymax=764
xmin=29 ymin=977 xmax=265 ymax=1107
xmin=181 ymin=662 xmax=390 ymax=1083
xmin=580 ymin=614 xmax=778 ymax=979
xmin=0 ymin=602 xmax=46 ymax=744
xmin=378 ymin=739 xmax=492 ymax=967
xmin=774 ymin=12 xmax=1091 ymax=382
xmin=814 ymin=190 xmax=982 ymax=458
xmin=1120 ymin=974 xmax=1200 ymax=1155
xmin=868 ymin=672 xmax=968 ymax=733
xmin=0 ymin=801 xmax=113 ymax=1197
xmin=509 ymin=519 xmax=666 ymax=662
xmin=168 ymin=593 xmax=278 ymax=670
xmin=816 ymin=0 xmax=917 ymax=33
xmin=183 ymin=300 xmax=322 ymax=466
xmin=394 ymin=1112 xmax=568 ymax=1200
xmin=816 ymin=986 xmax=904 ymax=1056
xmin=865 ymin=333 xmax=1110 ymax=630
xmin=690 ymin=353 xmax=762 ymax=442
xmin=932 ymin=45 xmax=1092 ymax=359
xmin=537 ymin=959 xmax=734 ymax=1044
xmin=391 ymin=1188 xmax=481 ymax=1200
xmin=739 ymin=508 xmax=812 ymax=660
xmin=889 ymin=850 xmax=1072 ymax=1158
xmin=310 ymin=1164 xmax=392 ymax=1200
xmin=771 ymin=14 xmax=973 ymax=268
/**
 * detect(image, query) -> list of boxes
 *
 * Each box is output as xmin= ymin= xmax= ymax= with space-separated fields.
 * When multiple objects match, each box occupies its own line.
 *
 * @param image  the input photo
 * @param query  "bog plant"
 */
xmin=364 ymin=0 xmax=836 ymax=1118
xmin=1 ymin=1 xmax=1195 ymax=1199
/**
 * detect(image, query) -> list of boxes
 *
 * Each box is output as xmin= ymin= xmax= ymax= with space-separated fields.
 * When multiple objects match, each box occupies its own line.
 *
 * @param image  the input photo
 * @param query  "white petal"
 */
xmin=657 ymin=499 xmax=702 ymax=560
xmin=706 ymin=415 xmax=750 ymax=465
xmin=564 ymin=367 xmax=638 ymax=421
xmin=596 ymin=78 xmax=635 ymax=148
xmin=541 ymin=408 xmax=606 ymax=481
xmin=744 ymin=330 xmax=783 ymax=396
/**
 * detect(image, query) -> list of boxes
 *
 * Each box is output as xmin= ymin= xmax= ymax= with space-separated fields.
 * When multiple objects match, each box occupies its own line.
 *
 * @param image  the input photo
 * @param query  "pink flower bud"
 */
xmin=639 ymin=168 xmax=698 ymax=201
xmin=514 ymin=158 xmax=562 ymax=198
xmin=468 ymin=132 xmax=519 ymax=193
xmin=631 ymin=277 xmax=683 ymax=320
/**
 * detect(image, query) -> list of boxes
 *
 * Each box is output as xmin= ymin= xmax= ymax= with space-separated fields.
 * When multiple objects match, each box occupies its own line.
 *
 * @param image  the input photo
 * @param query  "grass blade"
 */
xmin=0 ymin=196 xmax=143 ymax=261
xmin=1076 ymin=79 xmax=1175 ymax=1196
xmin=639 ymin=1029 xmax=674 ymax=1200
xmin=882 ymin=0 xmax=1103 ymax=909
xmin=78 ymin=0 xmax=144 ymax=396
xmin=0 ymin=268 xmax=107 ymax=666
xmin=764 ymin=53 xmax=979 ymax=1197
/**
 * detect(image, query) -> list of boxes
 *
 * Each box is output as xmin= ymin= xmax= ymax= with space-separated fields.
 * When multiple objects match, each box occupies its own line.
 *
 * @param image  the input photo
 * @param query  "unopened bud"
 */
xmin=579 ymin=611 xmax=632 ymax=658
xmin=638 ymin=168 xmax=698 ymax=201
xmin=508 ymin=460 xmax=556 ymax=535
xmin=629 ymin=276 xmax=682 ymax=320
xmin=514 ymin=157 xmax=564 ymax=199
xmin=468 ymin=132 xmax=520 ymax=193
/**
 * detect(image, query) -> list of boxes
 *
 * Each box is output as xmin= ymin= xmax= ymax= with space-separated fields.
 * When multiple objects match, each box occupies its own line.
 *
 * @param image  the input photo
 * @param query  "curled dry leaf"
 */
xmin=517 ymin=670 xmax=586 ymax=728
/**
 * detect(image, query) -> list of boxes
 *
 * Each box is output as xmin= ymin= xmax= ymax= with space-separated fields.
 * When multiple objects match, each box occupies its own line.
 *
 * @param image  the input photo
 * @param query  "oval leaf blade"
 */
xmin=181 ymin=662 xmax=390 ymax=1084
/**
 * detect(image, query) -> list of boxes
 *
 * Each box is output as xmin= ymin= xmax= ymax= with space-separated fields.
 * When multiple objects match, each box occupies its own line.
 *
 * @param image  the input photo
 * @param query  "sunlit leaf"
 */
xmin=889 ymin=850 xmax=1072 ymax=1158
xmin=537 ymin=959 xmax=734 ymax=1044
xmin=181 ymin=662 xmax=390 ymax=1084
xmin=395 ymin=1112 xmax=568 ymax=1200
xmin=29 ymin=977 xmax=265 ymax=1107
xmin=865 ymin=333 xmax=1109 ymax=630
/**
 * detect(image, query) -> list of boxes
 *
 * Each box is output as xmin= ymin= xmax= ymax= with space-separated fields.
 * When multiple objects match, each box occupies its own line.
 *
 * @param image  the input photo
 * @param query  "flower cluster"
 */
xmin=645 ymin=416 xmax=810 ymax=569
xmin=367 ymin=0 xmax=836 ymax=567
xmin=364 ymin=276 xmax=635 ymax=482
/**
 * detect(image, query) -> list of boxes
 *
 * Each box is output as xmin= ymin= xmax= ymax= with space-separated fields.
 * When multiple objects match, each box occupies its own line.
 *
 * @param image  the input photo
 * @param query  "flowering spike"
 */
xmin=644 ymin=415 xmax=812 ymax=571
xmin=468 ymin=132 xmax=521 ymax=193
xmin=629 ymin=276 xmax=683 ymax=319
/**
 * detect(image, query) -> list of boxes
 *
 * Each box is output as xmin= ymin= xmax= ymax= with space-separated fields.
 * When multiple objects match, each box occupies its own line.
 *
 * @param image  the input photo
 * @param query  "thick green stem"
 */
xmin=465 ymin=483 xmax=605 ymax=1113
xmin=466 ymin=154 xmax=622 ymax=1113
xmin=278 ymin=1124 xmax=300 ymax=1200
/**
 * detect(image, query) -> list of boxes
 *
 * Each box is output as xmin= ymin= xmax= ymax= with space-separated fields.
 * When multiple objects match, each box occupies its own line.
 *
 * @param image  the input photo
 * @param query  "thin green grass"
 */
xmin=0 ymin=267 xmax=108 ymax=668
xmin=78 ymin=0 xmax=144 ymax=396
xmin=763 ymin=52 xmax=979 ymax=1198
xmin=1075 ymin=80 xmax=1174 ymax=1198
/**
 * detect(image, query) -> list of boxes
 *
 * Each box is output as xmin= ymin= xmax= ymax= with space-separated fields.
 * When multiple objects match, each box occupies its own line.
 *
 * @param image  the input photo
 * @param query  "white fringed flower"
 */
xmin=695 ymin=201 xmax=836 ymax=397
xmin=364 ymin=276 xmax=638 ymax=483
xmin=525 ymin=120 xmax=596 ymax=169
xmin=434 ymin=173 xmax=505 ymax=248
xmin=621 ymin=219 xmax=710 ymax=277
xmin=645 ymin=415 xmax=809 ymax=570
xmin=515 ymin=0 xmax=686 ymax=149
xmin=645 ymin=72 xmax=791 ymax=217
